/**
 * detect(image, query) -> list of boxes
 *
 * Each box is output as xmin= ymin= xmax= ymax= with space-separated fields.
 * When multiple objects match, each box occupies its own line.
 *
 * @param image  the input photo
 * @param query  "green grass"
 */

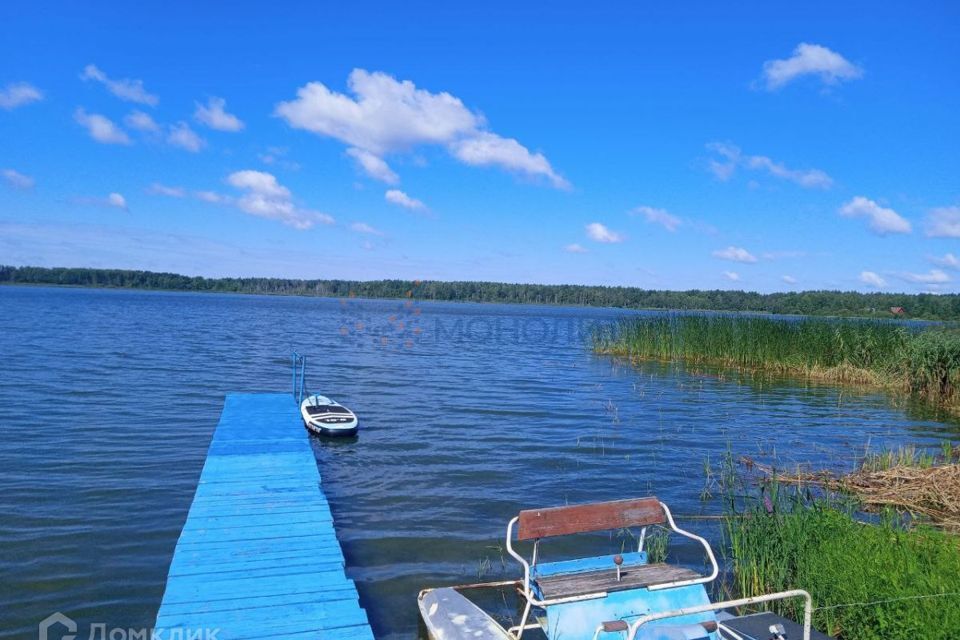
xmin=723 ymin=487 xmax=960 ymax=639
xmin=594 ymin=315 xmax=960 ymax=409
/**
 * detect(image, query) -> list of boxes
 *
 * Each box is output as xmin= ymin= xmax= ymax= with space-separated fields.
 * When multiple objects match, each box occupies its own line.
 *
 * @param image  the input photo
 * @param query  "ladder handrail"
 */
xmin=292 ymin=352 xmax=307 ymax=405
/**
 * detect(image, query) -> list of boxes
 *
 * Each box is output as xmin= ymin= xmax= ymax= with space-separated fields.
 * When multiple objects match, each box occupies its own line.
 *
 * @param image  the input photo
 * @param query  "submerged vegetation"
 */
xmin=722 ymin=447 xmax=960 ymax=639
xmin=595 ymin=315 xmax=960 ymax=410
xmin=3 ymin=265 xmax=960 ymax=319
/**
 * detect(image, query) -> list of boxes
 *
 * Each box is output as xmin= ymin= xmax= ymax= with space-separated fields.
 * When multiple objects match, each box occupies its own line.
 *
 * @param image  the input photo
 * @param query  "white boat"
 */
xmin=299 ymin=394 xmax=358 ymax=437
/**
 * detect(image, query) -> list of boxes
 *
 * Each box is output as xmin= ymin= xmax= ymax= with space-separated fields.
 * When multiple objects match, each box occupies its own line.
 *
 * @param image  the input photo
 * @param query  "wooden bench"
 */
xmin=516 ymin=497 xmax=666 ymax=540
xmin=535 ymin=563 xmax=702 ymax=599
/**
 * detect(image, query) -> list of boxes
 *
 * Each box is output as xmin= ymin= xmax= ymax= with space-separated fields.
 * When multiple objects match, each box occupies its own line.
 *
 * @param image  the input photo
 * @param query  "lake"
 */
xmin=1 ymin=286 xmax=956 ymax=639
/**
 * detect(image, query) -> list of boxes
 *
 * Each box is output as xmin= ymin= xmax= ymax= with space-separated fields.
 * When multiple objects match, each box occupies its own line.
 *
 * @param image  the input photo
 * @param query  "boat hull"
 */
xmin=303 ymin=420 xmax=358 ymax=437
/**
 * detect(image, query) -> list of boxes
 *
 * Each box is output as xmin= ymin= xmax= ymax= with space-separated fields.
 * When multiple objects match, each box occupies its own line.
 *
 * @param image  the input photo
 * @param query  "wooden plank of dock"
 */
xmin=155 ymin=393 xmax=374 ymax=640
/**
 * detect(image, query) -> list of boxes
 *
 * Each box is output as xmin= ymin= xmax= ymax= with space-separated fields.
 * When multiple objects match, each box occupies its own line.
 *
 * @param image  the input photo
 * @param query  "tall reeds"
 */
xmin=594 ymin=315 xmax=960 ymax=408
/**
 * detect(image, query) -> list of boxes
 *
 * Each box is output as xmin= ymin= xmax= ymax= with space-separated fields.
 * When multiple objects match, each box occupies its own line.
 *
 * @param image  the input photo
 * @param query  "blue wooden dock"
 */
xmin=155 ymin=393 xmax=374 ymax=639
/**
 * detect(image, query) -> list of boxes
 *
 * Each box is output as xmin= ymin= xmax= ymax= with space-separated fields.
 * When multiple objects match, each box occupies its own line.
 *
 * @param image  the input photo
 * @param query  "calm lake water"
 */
xmin=1 ymin=286 xmax=957 ymax=639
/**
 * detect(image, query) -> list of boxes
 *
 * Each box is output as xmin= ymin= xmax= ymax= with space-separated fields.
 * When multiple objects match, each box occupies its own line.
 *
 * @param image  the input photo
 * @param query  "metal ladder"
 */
xmin=292 ymin=352 xmax=307 ymax=405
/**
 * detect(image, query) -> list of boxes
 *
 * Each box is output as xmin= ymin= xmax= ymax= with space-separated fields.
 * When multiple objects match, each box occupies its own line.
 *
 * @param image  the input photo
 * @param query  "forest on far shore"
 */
xmin=2 ymin=265 xmax=958 ymax=320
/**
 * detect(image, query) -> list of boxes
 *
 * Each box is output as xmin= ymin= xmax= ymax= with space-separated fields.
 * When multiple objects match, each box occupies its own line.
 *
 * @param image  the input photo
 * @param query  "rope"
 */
xmin=813 ymin=591 xmax=960 ymax=612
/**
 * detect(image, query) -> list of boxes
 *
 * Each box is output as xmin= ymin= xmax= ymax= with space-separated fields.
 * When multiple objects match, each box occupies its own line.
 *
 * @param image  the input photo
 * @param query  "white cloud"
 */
xmin=744 ymin=155 xmax=833 ymax=189
xmin=631 ymin=205 xmax=682 ymax=232
xmin=706 ymin=142 xmax=832 ymax=188
xmin=167 ymin=122 xmax=205 ymax=152
xmin=350 ymin=222 xmax=384 ymax=236
xmin=75 ymin=192 xmax=129 ymax=210
xmin=900 ymin=269 xmax=951 ymax=284
xmin=225 ymin=170 xmax=332 ymax=229
xmin=564 ymin=243 xmax=588 ymax=254
xmin=449 ymin=132 xmax=569 ymax=189
xmin=781 ymin=275 xmax=798 ymax=285
xmin=276 ymin=69 xmax=480 ymax=154
xmin=0 ymin=82 xmax=43 ymax=110
xmin=585 ymin=222 xmax=624 ymax=244
xmin=147 ymin=183 xmax=185 ymax=198
xmin=2 ymin=169 xmax=34 ymax=190
xmin=859 ymin=271 xmax=886 ymax=288
xmin=761 ymin=43 xmax=862 ymax=90
xmin=712 ymin=246 xmax=757 ymax=263
xmin=125 ymin=110 xmax=160 ymax=133
xmin=706 ymin=142 xmax=740 ymax=181
xmin=275 ymin=69 xmax=567 ymax=188
xmin=194 ymin=97 xmax=244 ymax=131
xmin=346 ymin=147 xmax=399 ymax=184
xmin=107 ymin=193 xmax=128 ymax=210
xmin=931 ymin=253 xmax=960 ymax=270
xmin=81 ymin=64 xmax=158 ymax=106
xmin=384 ymin=189 xmax=426 ymax=211
xmin=924 ymin=206 xmax=960 ymax=238
xmin=74 ymin=108 xmax=132 ymax=145
xmin=839 ymin=196 xmax=911 ymax=235
xmin=723 ymin=271 xmax=740 ymax=281
xmin=195 ymin=190 xmax=226 ymax=203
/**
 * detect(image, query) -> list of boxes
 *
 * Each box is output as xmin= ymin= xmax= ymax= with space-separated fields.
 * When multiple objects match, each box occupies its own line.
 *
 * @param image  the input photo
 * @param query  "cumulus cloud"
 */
xmin=565 ymin=243 xmax=588 ymax=254
xmin=706 ymin=142 xmax=832 ymax=188
xmin=781 ymin=275 xmax=798 ymax=285
xmin=167 ymin=122 xmax=205 ymax=152
xmin=449 ymin=132 xmax=569 ymax=189
xmin=125 ymin=110 xmax=160 ymax=133
xmin=0 ymin=82 xmax=43 ymax=110
xmin=276 ymin=69 xmax=480 ymax=154
xmin=859 ymin=271 xmax=886 ymax=288
xmin=723 ymin=271 xmax=741 ymax=281
xmin=194 ymin=97 xmax=244 ymax=131
xmin=924 ymin=206 xmax=960 ymax=238
xmin=2 ymin=169 xmax=34 ymax=190
xmin=74 ymin=108 xmax=131 ymax=145
xmin=346 ymin=147 xmax=399 ymax=184
xmin=275 ymin=69 xmax=567 ymax=188
xmin=225 ymin=170 xmax=332 ymax=229
xmin=631 ymin=205 xmax=682 ymax=232
xmin=839 ymin=196 xmax=911 ymax=235
xmin=147 ymin=183 xmax=185 ymax=198
xmin=900 ymin=269 xmax=951 ymax=284
xmin=761 ymin=43 xmax=862 ymax=90
xmin=931 ymin=253 xmax=960 ymax=270
xmin=384 ymin=189 xmax=426 ymax=211
xmin=712 ymin=246 xmax=757 ymax=263
xmin=81 ymin=64 xmax=158 ymax=106
xmin=585 ymin=222 xmax=624 ymax=244
xmin=350 ymin=222 xmax=384 ymax=236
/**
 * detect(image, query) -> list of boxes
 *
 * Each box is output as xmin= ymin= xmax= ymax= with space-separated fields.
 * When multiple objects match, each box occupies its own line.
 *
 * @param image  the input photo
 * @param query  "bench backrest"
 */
xmin=516 ymin=497 xmax=665 ymax=541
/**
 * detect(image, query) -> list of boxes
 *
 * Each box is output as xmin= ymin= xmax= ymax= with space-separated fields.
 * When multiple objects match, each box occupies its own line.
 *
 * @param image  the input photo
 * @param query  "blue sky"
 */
xmin=1 ymin=1 xmax=958 ymax=292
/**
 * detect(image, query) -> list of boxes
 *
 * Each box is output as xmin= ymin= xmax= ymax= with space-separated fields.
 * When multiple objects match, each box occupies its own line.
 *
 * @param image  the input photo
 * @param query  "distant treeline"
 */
xmin=2 ymin=265 xmax=959 ymax=320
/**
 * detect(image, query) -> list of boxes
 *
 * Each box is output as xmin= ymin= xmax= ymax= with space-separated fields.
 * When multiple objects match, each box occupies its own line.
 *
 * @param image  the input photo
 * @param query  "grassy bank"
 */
xmin=721 ymin=446 xmax=960 ymax=638
xmin=594 ymin=315 xmax=960 ymax=410
xmin=724 ymin=492 xmax=960 ymax=639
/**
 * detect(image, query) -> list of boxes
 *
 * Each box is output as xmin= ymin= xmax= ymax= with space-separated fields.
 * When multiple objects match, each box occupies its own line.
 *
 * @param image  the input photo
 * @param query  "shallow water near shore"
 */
xmin=1 ymin=286 xmax=957 ymax=639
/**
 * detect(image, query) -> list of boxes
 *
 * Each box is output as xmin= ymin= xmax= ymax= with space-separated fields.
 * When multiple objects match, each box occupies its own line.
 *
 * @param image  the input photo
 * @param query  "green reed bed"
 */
xmin=594 ymin=315 xmax=960 ymax=409
xmin=723 ymin=487 xmax=960 ymax=639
